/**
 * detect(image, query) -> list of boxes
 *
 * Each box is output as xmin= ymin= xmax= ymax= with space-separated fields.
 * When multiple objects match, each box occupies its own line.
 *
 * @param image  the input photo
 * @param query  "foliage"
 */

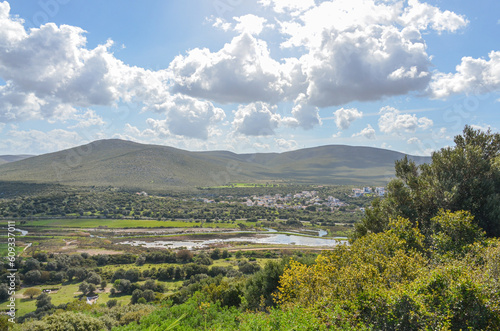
xmin=23 ymin=288 xmax=42 ymax=299
xmin=354 ymin=126 xmax=500 ymax=239
xmin=17 ymin=312 xmax=105 ymax=331
xmin=276 ymin=212 xmax=500 ymax=330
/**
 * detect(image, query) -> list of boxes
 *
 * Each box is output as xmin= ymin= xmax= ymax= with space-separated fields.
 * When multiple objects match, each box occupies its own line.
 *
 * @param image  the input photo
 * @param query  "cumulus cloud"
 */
xmin=252 ymin=142 xmax=270 ymax=150
xmin=400 ymin=0 xmax=468 ymax=33
xmin=213 ymin=18 xmax=231 ymax=32
xmin=429 ymin=51 xmax=500 ymax=99
xmin=234 ymin=14 xmax=268 ymax=35
xmin=173 ymin=0 xmax=467 ymax=108
xmin=146 ymin=94 xmax=225 ymax=140
xmin=298 ymin=25 xmax=431 ymax=107
xmin=334 ymin=108 xmax=363 ymax=130
xmin=288 ymin=93 xmax=322 ymax=130
xmin=69 ymin=109 xmax=105 ymax=129
xmin=259 ymin=0 xmax=315 ymax=15
xmin=0 ymin=128 xmax=84 ymax=154
xmin=272 ymin=0 xmax=466 ymax=106
xmin=0 ymin=2 xmax=172 ymax=123
xmin=275 ymin=138 xmax=298 ymax=150
xmin=378 ymin=106 xmax=433 ymax=134
xmin=407 ymin=137 xmax=421 ymax=144
xmin=352 ymin=124 xmax=376 ymax=139
xmin=232 ymin=102 xmax=281 ymax=136
xmin=168 ymin=33 xmax=285 ymax=104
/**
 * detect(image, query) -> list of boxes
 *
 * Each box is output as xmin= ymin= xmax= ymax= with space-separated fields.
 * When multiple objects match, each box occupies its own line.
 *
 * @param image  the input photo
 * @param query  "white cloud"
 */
xmin=352 ymin=124 xmax=376 ymax=139
xmin=430 ymin=51 xmax=500 ymax=99
xmin=275 ymin=138 xmax=298 ymax=150
xmin=298 ymin=25 xmax=431 ymax=107
xmin=288 ymin=93 xmax=322 ymax=130
xmin=400 ymin=0 xmax=468 ymax=33
xmin=259 ymin=0 xmax=315 ymax=15
xmin=232 ymin=102 xmax=281 ymax=136
xmin=334 ymin=108 xmax=363 ymax=130
xmin=147 ymin=94 xmax=225 ymax=140
xmin=213 ymin=18 xmax=231 ymax=31
xmin=234 ymin=14 xmax=268 ymax=35
xmin=252 ymin=142 xmax=270 ymax=150
xmin=272 ymin=0 xmax=466 ymax=106
xmin=69 ymin=109 xmax=105 ymax=129
xmin=168 ymin=33 xmax=285 ymax=104
xmin=470 ymin=124 xmax=494 ymax=132
xmin=0 ymin=2 xmax=171 ymax=124
xmin=0 ymin=128 xmax=84 ymax=154
xmin=407 ymin=137 xmax=421 ymax=144
xmin=378 ymin=106 xmax=433 ymax=134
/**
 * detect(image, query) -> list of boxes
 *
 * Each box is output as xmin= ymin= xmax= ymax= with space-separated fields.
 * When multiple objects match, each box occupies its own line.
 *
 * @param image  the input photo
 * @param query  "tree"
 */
xmin=114 ymin=279 xmax=131 ymax=294
xmin=353 ymin=126 xmax=500 ymax=240
xmin=24 ymin=288 xmax=42 ymax=299
xmin=0 ymin=284 xmax=9 ymax=301
xmin=24 ymin=270 xmax=42 ymax=284
xmin=36 ymin=293 xmax=53 ymax=310
xmin=125 ymin=269 xmax=140 ymax=282
xmin=430 ymin=209 xmax=485 ymax=257
xmin=210 ymin=248 xmax=221 ymax=260
xmin=107 ymin=299 xmax=117 ymax=308
xmin=25 ymin=258 xmax=40 ymax=271
xmin=40 ymin=312 xmax=105 ymax=331
xmin=86 ymin=272 xmax=102 ymax=285
xmin=135 ymin=254 xmax=146 ymax=266
xmin=177 ymin=250 xmax=194 ymax=263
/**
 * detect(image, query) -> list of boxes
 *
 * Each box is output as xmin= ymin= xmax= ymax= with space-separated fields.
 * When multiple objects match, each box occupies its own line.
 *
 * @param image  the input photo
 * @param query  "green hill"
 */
xmin=0 ymin=139 xmax=430 ymax=190
xmin=0 ymin=154 xmax=35 ymax=165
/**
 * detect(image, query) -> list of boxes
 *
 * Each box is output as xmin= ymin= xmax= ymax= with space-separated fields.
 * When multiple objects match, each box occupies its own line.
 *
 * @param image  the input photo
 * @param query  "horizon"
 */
xmin=0 ymin=1 xmax=499 ymax=156
xmin=0 ymin=137 xmax=435 ymax=158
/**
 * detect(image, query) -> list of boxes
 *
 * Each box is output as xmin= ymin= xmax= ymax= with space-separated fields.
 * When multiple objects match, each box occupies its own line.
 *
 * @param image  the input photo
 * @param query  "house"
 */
xmin=352 ymin=188 xmax=363 ymax=197
xmin=375 ymin=187 xmax=385 ymax=196
xmin=86 ymin=295 xmax=99 ymax=305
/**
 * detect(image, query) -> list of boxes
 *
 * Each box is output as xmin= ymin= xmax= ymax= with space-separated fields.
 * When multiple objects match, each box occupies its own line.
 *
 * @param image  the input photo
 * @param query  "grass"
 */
xmin=14 ymin=282 xmax=133 ymax=317
xmin=21 ymin=219 xmax=248 ymax=229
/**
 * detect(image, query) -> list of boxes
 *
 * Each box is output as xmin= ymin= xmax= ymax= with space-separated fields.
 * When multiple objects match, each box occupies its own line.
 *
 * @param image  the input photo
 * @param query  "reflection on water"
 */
xmin=118 ymin=232 xmax=345 ymax=250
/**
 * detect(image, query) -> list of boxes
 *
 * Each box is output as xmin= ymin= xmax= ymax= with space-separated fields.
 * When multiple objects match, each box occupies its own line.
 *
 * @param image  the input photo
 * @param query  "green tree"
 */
xmin=430 ymin=209 xmax=485 ymax=257
xmin=23 ymin=288 xmax=42 ymax=299
xmin=353 ymin=126 xmax=500 ymax=240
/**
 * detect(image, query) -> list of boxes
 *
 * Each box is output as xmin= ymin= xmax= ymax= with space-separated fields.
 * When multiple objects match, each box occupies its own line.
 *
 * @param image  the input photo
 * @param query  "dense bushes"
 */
xmin=276 ymin=212 xmax=500 ymax=329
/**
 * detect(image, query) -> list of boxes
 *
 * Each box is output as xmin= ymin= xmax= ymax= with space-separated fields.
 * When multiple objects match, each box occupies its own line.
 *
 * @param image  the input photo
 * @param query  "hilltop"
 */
xmin=0 ymin=139 xmax=430 ymax=190
xmin=0 ymin=154 xmax=34 ymax=165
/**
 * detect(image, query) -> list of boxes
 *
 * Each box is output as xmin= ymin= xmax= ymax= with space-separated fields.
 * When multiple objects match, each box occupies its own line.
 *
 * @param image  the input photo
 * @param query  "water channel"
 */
xmin=117 ymin=229 xmax=346 ymax=250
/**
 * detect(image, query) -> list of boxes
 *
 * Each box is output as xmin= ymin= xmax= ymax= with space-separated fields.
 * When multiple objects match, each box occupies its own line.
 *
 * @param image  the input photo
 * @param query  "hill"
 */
xmin=0 ymin=154 xmax=35 ymax=165
xmin=0 ymin=139 xmax=430 ymax=190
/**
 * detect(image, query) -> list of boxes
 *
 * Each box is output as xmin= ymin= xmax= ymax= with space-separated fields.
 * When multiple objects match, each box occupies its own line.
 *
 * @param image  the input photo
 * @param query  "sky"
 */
xmin=0 ymin=0 xmax=499 ymax=156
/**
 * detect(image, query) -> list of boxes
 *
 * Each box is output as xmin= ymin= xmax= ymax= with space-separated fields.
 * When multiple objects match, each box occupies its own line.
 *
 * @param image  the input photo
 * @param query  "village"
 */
xmin=197 ymin=187 xmax=385 ymax=212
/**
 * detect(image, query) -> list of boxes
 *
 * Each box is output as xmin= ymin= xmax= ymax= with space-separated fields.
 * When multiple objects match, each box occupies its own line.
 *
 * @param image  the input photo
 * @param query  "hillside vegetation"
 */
xmin=5 ymin=126 xmax=500 ymax=330
xmin=0 ymin=140 xmax=429 ymax=190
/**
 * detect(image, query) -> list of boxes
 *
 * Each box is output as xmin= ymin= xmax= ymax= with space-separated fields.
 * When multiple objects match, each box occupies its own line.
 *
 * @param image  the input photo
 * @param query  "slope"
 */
xmin=0 ymin=139 xmax=431 ymax=189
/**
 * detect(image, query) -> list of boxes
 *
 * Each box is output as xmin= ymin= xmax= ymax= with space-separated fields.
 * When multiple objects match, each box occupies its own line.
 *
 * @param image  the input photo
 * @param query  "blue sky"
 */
xmin=0 ymin=0 xmax=499 ymax=156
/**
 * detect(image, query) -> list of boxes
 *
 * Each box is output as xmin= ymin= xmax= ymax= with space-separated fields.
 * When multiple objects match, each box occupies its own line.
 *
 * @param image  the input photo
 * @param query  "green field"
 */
xmin=15 ymin=283 xmax=133 ymax=316
xmin=21 ymin=219 xmax=250 ymax=229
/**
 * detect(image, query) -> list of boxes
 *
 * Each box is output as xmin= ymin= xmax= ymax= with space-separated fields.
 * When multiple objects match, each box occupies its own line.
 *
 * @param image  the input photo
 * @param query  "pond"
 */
xmin=117 ymin=231 xmax=346 ymax=250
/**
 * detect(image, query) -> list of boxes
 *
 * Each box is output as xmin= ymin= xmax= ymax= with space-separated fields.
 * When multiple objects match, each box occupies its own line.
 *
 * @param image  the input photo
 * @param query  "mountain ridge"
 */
xmin=0 ymin=139 xmax=431 ymax=189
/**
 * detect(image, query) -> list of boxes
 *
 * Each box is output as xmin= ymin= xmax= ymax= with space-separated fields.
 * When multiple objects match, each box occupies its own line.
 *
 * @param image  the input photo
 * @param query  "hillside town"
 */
xmin=196 ymin=187 xmax=387 ymax=212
